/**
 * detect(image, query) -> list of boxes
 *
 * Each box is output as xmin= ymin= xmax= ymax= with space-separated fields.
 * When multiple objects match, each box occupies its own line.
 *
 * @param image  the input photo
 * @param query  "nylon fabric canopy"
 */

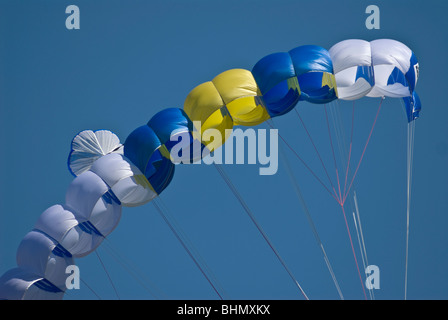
xmin=0 ymin=38 xmax=421 ymax=300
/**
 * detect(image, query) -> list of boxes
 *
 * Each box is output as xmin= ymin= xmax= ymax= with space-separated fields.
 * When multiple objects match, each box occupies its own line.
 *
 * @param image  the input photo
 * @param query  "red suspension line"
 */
xmin=295 ymin=109 xmax=340 ymax=203
xmin=267 ymin=121 xmax=340 ymax=204
xmin=343 ymin=98 xmax=383 ymax=205
xmin=341 ymin=204 xmax=368 ymax=300
xmin=343 ymin=101 xmax=355 ymax=200
xmin=324 ymin=104 xmax=343 ymax=204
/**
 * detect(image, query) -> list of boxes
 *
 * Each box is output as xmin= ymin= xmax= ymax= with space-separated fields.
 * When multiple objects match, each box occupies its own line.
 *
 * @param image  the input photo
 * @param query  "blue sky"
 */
xmin=0 ymin=0 xmax=447 ymax=300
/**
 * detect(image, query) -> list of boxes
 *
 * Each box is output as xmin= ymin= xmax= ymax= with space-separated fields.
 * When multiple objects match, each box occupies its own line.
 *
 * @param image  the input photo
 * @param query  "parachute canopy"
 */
xmin=329 ymin=39 xmax=420 ymax=121
xmin=0 ymin=38 xmax=421 ymax=300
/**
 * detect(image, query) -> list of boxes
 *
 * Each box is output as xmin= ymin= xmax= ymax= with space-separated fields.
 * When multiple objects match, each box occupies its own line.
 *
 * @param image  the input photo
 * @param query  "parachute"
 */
xmin=0 ymin=39 xmax=420 ymax=300
xmin=329 ymin=39 xmax=420 ymax=120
